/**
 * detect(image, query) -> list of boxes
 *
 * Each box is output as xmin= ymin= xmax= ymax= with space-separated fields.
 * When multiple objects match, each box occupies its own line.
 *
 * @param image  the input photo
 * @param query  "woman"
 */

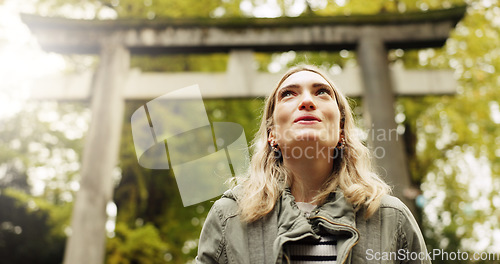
xmin=196 ymin=65 xmax=430 ymax=264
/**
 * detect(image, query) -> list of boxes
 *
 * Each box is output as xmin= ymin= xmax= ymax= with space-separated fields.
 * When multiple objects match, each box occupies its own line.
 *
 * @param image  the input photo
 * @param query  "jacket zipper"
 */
xmin=284 ymin=253 xmax=290 ymax=264
xmin=308 ymin=215 xmax=360 ymax=264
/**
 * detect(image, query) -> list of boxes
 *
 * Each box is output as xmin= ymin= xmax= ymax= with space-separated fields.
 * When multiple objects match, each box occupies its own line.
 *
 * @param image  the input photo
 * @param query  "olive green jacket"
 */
xmin=196 ymin=188 xmax=430 ymax=264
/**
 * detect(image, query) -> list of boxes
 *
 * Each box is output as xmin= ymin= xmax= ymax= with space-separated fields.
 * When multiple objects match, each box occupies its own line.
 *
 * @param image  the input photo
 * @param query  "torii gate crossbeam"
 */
xmin=22 ymin=7 xmax=465 ymax=54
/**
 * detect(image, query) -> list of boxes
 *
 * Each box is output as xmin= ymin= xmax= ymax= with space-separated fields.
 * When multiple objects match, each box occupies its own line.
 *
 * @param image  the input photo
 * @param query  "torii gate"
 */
xmin=22 ymin=6 xmax=465 ymax=264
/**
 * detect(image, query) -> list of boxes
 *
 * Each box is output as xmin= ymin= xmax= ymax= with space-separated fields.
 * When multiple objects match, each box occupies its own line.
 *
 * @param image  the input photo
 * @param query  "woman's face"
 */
xmin=270 ymin=70 xmax=341 ymax=152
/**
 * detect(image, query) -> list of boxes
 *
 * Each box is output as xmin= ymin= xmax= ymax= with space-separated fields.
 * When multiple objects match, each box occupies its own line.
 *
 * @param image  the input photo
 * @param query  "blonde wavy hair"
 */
xmin=237 ymin=65 xmax=390 ymax=223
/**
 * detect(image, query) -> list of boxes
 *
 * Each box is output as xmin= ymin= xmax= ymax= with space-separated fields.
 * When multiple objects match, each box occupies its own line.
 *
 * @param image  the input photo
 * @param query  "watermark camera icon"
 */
xmin=131 ymin=84 xmax=249 ymax=206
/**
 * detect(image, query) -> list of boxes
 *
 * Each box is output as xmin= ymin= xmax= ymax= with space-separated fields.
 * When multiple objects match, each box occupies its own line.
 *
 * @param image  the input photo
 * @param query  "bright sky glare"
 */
xmin=0 ymin=0 xmax=66 ymax=120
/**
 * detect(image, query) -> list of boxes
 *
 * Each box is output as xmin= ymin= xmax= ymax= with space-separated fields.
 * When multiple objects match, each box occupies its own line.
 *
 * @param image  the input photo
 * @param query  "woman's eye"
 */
xmin=317 ymin=89 xmax=331 ymax=96
xmin=280 ymin=90 xmax=294 ymax=98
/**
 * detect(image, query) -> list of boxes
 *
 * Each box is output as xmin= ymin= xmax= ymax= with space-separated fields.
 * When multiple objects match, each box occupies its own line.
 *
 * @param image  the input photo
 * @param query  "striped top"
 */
xmin=287 ymin=202 xmax=338 ymax=264
xmin=287 ymin=236 xmax=338 ymax=264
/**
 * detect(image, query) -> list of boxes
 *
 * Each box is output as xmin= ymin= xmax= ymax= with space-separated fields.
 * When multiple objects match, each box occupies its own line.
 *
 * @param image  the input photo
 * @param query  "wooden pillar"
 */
xmin=356 ymin=27 xmax=416 ymax=215
xmin=63 ymin=34 xmax=129 ymax=264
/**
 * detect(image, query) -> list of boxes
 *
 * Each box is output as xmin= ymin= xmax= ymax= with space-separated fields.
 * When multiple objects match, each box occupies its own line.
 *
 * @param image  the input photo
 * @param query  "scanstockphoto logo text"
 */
xmin=359 ymin=124 xmax=402 ymax=160
xmin=272 ymin=142 xmax=342 ymax=161
xmin=366 ymin=249 xmax=500 ymax=262
xmin=271 ymin=124 xmax=401 ymax=144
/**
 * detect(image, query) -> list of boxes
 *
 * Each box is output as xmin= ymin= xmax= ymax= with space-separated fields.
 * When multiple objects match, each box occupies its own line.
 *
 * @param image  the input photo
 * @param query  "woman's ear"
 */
xmin=267 ymin=129 xmax=275 ymax=144
xmin=267 ymin=129 xmax=281 ymax=154
xmin=340 ymin=112 xmax=345 ymax=130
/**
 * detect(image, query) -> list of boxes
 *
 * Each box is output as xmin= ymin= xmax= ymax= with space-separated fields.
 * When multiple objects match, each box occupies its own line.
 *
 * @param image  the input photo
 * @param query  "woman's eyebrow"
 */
xmin=278 ymin=84 xmax=300 ymax=91
xmin=278 ymin=82 xmax=333 ymax=92
xmin=312 ymin=83 xmax=333 ymax=89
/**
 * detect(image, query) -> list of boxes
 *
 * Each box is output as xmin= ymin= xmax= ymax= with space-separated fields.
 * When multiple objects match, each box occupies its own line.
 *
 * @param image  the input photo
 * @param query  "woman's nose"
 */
xmin=298 ymin=92 xmax=316 ymax=110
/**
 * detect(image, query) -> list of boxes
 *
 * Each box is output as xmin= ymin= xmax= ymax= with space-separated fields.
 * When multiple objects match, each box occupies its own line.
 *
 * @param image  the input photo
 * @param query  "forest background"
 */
xmin=0 ymin=0 xmax=499 ymax=263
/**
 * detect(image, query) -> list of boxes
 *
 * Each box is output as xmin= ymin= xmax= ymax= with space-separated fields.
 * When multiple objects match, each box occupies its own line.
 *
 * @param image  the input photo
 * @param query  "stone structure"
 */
xmin=30 ymin=62 xmax=457 ymax=100
xmin=22 ymin=6 xmax=465 ymax=264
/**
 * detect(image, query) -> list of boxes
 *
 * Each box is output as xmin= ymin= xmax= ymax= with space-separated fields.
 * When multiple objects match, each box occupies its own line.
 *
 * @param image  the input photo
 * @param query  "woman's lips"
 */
xmin=294 ymin=115 xmax=321 ymax=124
xmin=295 ymin=120 xmax=320 ymax=124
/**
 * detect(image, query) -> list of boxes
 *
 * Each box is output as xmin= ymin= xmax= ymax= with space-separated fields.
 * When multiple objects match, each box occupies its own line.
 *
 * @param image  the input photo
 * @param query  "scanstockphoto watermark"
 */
xmin=359 ymin=125 xmax=402 ymax=160
xmin=270 ymin=125 xmax=401 ymax=160
xmin=366 ymin=249 xmax=500 ymax=262
xmin=361 ymin=124 xmax=402 ymax=143
xmin=271 ymin=125 xmax=401 ymax=144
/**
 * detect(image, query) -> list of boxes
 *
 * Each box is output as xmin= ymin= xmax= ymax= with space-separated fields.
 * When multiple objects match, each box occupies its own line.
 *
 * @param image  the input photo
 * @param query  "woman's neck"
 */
xmin=282 ymin=149 xmax=333 ymax=203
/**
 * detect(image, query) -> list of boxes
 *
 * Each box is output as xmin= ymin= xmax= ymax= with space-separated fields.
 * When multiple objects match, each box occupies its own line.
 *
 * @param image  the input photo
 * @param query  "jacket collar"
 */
xmin=272 ymin=188 xmax=358 ymax=263
xmin=222 ymin=185 xmax=357 ymax=227
xmin=279 ymin=187 xmax=357 ymax=225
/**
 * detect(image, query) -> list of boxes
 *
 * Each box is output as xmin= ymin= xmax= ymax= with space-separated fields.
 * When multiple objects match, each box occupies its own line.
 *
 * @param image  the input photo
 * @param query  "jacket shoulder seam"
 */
xmin=210 ymin=198 xmax=239 ymax=263
xmin=378 ymin=195 xmax=417 ymax=252
xmin=213 ymin=196 xmax=240 ymax=220
xmin=378 ymin=195 xmax=409 ymax=214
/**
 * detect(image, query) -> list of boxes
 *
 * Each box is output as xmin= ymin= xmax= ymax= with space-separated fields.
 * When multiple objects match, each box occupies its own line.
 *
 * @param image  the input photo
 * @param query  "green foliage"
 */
xmin=113 ymin=98 xmax=263 ymax=263
xmin=204 ymin=98 xmax=265 ymax=143
xmin=316 ymin=0 xmax=467 ymax=15
xmin=0 ymin=102 xmax=87 ymax=262
xmin=34 ymin=0 xmax=227 ymax=19
xmin=405 ymin=3 xmax=500 ymax=260
xmin=0 ymin=102 xmax=88 ymax=203
xmin=0 ymin=188 xmax=69 ymax=264
xmin=107 ymin=223 xmax=169 ymax=264
xmin=289 ymin=51 xmax=355 ymax=69
xmin=31 ymin=0 xmax=469 ymax=19
xmin=3 ymin=188 xmax=72 ymax=237
xmin=113 ymin=0 xmax=222 ymax=19
xmin=131 ymin=53 xmax=228 ymax=72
